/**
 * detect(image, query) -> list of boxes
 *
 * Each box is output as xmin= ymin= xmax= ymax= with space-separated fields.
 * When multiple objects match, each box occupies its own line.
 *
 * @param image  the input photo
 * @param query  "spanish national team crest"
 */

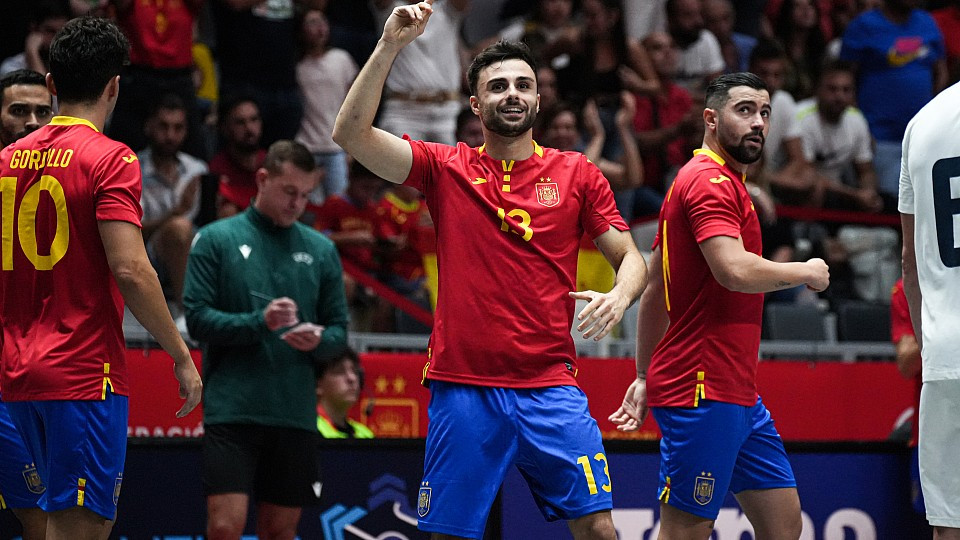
xmin=417 ymin=482 xmax=432 ymax=517
xmin=22 ymin=464 xmax=45 ymax=494
xmin=694 ymin=473 xmax=715 ymax=505
xmin=114 ymin=474 xmax=123 ymax=506
xmin=535 ymin=178 xmax=560 ymax=207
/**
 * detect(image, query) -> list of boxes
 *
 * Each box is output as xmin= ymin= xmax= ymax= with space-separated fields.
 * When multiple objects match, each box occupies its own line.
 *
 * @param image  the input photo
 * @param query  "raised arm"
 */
xmin=332 ymin=1 xmax=436 ymax=184
xmin=699 ymin=235 xmax=829 ymax=294
xmin=99 ymin=220 xmax=202 ymax=417
xmin=570 ymin=227 xmax=648 ymax=340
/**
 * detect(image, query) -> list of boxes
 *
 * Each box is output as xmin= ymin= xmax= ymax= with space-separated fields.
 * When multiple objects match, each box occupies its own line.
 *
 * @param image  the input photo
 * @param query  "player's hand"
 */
xmin=569 ymin=289 xmax=629 ymax=340
xmin=803 ymin=257 xmax=830 ymax=292
xmin=608 ymin=377 xmax=648 ymax=431
xmin=264 ymin=297 xmax=300 ymax=331
xmin=280 ymin=323 xmax=325 ymax=352
xmin=381 ymin=0 xmax=434 ymax=48
xmin=173 ymin=357 xmax=203 ymax=418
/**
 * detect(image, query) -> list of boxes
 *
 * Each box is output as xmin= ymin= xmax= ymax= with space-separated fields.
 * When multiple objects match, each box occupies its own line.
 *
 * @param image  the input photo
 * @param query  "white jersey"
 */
xmin=898 ymin=80 xmax=960 ymax=382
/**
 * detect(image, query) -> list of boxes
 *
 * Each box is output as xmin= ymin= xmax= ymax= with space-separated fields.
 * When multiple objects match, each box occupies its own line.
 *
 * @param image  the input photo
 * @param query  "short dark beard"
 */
xmin=482 ymin=107 xmax=537 ymax=138
xmin=725 ymin=136 xmax=764 ymax=164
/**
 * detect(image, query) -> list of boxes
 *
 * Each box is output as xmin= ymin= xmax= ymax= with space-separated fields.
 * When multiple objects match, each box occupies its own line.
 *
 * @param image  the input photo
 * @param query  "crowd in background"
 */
xmin=1 ymin=0 xmax=956 ymax=332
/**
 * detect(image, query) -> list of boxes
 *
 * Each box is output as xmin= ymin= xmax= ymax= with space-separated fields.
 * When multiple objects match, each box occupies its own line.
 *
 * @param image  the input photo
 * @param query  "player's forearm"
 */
xmin=901 ymin=215 xmax=923 ymax=343
xmin=332 ymin=40 xmax=402 ymax=153
xmin=635 ymin=271 xmax=668 ymax=378
xmin=723 ymin=253 xmax=818 ymax=294
xmin=115 ymin=262 xmax=192 ymax=364
xmin=610 ymin=249 xmax=648 ymax=308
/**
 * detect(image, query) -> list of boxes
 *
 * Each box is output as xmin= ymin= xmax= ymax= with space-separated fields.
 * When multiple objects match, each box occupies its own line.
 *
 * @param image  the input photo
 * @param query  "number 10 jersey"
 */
xmin=0 ymin=116 xmax=143 ymax=401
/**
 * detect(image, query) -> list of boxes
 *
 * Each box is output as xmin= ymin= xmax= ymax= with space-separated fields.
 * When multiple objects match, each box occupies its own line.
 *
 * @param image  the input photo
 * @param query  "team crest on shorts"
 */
xmin=22 ymin=464 xmax=45 ymax=494
xmin=113 ymin=474 xmax=123 ymax=506
xmin=417 ymin=482 xmax=432 ymax=517
xmin=535 ymin=178 xmax=560 ymax=207
xmin=694 ymin=472 xmax=714 ymax=505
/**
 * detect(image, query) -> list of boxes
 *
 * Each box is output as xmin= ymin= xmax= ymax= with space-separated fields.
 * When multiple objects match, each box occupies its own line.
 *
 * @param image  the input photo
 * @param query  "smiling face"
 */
xmin=470 ymin=58 xmax=540 ymax=139
xmin=707 ymin=86 xmax=771 ymax=166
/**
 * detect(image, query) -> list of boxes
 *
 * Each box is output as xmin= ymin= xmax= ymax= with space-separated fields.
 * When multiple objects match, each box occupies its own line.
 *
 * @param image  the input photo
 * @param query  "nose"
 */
xmin=25 ymin=113 xmax=40 ymax=129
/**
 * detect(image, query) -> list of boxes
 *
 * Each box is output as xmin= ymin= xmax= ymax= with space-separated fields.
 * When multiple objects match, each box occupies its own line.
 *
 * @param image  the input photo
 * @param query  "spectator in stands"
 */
xmin=703 ymin=0 xmax=756 ymax=73
xmin=316 ymin=348 xmax=373 ymax=439
xmin=295 ymin=8 xmax=358 ymax=203
xmin=623 ymin=0 xmax=667 ymax=40
xmin=772 ymin=0 xmax=828 ymax=100
xmin=665 ymin=0 xmax=725 ymax=96
xmin=0 ymin=1 xmax=69 ymax=77
xmin=0 ymin=69 xmax=53 ymax=147
xmin=932 ymin=0 xmax=960 ymax=84
xmin=795 ymin=61 xmax=881 ymax=212
xmin=632 ymin=31 xmax=699 ymax=200
xmin=210 ymin=95 xmax=265 ymax=219
xmin=840 ymin=0 xmax=947 ymax=211
xmin=373 ymin=0 xmax=468 ymax=145
xmin=550 ymin=0 xmax=660 ymax=114
xmin=538 ymin=96 xmax=644 ymax=220
xmin=375 ymin=183 xmax=434 ymax=332
xmin=210 ymin=0 xmax=308 ymax=146
xmin=315 ymin=162 xmax=386 ymax=330
xmin=109 ymin=0 xmax=205 ymax=159
xmin=138 ymin=94 xmax=209 ymax=319
xmin=496 ymin=0 xmax=578 ymax=63
xmin=536 ymin=65 xmax=560 ymax=112
xmin=455 ymin=106 xmax=484 ymax=147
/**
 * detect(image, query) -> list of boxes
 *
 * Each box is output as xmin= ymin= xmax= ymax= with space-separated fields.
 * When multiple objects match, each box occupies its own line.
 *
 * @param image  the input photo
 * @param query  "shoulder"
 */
xmin=177 ymin=151 xmax=209 ymax=175
xmin=795 ymin=98 xmax=818 ymax=122
xmin=294 ymin=222 xmax=336 ymax=249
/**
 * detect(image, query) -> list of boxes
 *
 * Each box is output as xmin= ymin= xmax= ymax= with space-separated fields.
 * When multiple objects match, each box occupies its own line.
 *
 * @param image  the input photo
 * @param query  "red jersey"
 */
xmin=405 ymin=138 xmax=627 ymax=388
xmin=315 ymin=194 xmax=380 ymax=272
xmin=118 ymin=0 xmax=196 ymax=69
xmin=210 ymin=149 xmax=265 ymax=211
xmin=647 ymin=149 xmax=763 ymax=407
xmin=890 ymin=278 xmax=921 ymax=446
xmin=375 ymin=191 xmax=434 ymax=281
xmin=0 ymin=116 xmax=142 ymax=401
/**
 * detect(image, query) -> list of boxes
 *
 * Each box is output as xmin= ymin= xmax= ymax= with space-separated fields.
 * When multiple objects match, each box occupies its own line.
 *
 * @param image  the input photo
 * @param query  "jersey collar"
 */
xmin=476 ymin=140 xmax=544 ymax=159
xmin=50 ymin=115 xmax=100 ymax=132
xmin=693 ymin=148 xmax=747 ymax=183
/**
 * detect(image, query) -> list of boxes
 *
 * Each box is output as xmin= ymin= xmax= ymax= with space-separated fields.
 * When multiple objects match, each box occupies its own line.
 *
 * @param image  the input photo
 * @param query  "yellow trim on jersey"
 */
xmin=421 ymin=361 xmax=431 ymax=386
xmin=101 ymin=363 xmax=114 ymax=399
xmin=662 ymin=220 xmax=671 ymax=312
xmin=77 ymin=478 xmax=87 ymax=506
xmin=693 ymin=371 xmax=706 ymax=407
xmin=693 ymin=148 xmax=747 ymax=182
xmin=0 ymin=493 xmax=6 ymax=509
xmin=49 ymin=116 xmax=100 ymax=132
xmin=476 ymin=140 xmax=543 ymax=158
xmin=693 ymin=148 xmax=725 ymax=165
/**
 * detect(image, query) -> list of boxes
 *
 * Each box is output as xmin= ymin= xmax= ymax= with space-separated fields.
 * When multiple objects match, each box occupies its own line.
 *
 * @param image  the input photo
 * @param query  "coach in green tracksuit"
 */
xmin=183 ymin=140 xmax=348 ymax=539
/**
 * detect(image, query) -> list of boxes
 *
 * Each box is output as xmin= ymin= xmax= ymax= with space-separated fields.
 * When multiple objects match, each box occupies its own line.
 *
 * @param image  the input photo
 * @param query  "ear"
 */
xmin=469 ymin=95 xmax=481 ymax=116
xmin=45 ymin=73 xmax=57 ymax=97
xmin=703 ymin=107 xmax=717 ymax=131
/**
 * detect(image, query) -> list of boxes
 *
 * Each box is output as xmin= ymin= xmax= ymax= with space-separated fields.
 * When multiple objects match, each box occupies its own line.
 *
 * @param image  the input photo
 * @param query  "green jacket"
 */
xmin=184 ymin=206 xmax=349 ymax=431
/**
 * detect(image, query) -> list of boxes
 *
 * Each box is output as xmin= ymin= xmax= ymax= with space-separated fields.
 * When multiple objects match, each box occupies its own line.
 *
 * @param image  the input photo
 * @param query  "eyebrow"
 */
xmin=732 ymin=99 xmax=771 ymax=110
xmin=486 ymin=76 xmax=535 ymax=86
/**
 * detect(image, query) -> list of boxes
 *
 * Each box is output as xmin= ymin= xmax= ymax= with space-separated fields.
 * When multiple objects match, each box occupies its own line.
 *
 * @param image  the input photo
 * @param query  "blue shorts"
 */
xmin=6 ymin=392 xmax=128 ymax=520
xmin=418 ymin=382 xmax=612 ymax=538
xmin=0 ymin=400 xmax=43 ymax=509
xmin=652 ymin=397 xmax=795 ymax=520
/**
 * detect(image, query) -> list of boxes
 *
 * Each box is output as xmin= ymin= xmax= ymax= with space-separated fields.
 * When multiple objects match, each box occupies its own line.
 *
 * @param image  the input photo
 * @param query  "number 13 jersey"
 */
xmin=404 ymin=137 xmax=627 ymax=388
xmin=0 ymin=116 xmax=143 ymax=401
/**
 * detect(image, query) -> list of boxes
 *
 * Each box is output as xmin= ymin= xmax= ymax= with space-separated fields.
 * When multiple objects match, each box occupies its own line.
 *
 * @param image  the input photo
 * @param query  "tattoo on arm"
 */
xmin=775 ymin=280 xmax=792 ymax=288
